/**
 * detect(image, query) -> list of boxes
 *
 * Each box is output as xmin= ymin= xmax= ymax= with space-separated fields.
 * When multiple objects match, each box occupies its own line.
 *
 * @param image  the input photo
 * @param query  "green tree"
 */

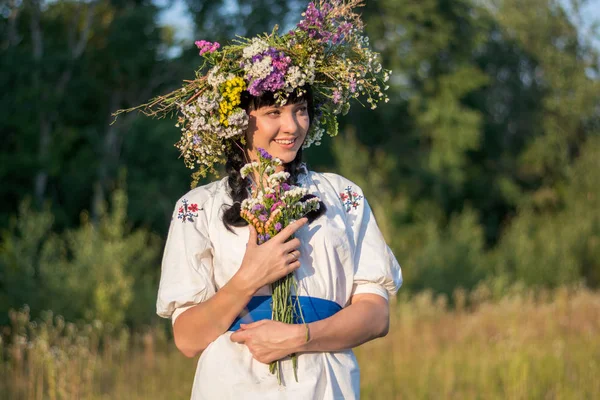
xmin=493 ymin=136 xmax=600 ymax=288
xmin=0 ymin=188 xmax=161 ymax=326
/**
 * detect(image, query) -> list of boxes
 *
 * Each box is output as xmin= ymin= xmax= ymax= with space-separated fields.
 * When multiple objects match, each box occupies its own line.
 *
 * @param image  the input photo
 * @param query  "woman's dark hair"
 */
xmin=222 ymin=87 xmax=326 ymax=231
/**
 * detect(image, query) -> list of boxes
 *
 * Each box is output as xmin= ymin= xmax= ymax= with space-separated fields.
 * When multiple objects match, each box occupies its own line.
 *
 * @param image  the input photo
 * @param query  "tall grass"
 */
xmin=2 ymin=286 xmax=599 ymax=399
xmin=357 ymin=286 xmax=600 ymax=399
xmin=0 ymin=307 xmax=196 ymax=400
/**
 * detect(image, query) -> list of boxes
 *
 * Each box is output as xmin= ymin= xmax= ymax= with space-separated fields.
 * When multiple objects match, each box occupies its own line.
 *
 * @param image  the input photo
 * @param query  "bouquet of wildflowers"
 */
xmin=113 ymin=1 xmax=391 ymax=187
xmin=240 ymin=148 xmax=320 ymax=383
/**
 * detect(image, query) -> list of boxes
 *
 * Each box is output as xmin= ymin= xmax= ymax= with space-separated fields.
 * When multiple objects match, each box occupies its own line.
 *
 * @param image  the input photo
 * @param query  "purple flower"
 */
xmin=257 ymin=233 xmax=271 ymax=244
xmin=247 ymin=48 xmax=291 ymax=96
xmin=258 ymin=214 xmax=268 ymax=222
xmin=260 ymin=71 xmax=286 ymax=92
xmin=192 ymin=134 xmax=202 ymax=145
xmin=296 ymin=2 xmax=354 ymax=45
xmin=281 ymin=183 xmax=291 ymax=191
xmin=334 ymin=22 xmax=353 ymax=44
xmin=298 ymin=3 xmax=324 ymax=33
xmin=252 ymin=204 xmax=264 ymax=212
xmin=274 ymin=222 xmax=282 ymax=232
xmin=257 ymin=148 xmax=273 ymax=160
xmin=349 ymin=79 xmax=357 ymax=93
xmin=195 ymin=40 xmax=220 ymax=55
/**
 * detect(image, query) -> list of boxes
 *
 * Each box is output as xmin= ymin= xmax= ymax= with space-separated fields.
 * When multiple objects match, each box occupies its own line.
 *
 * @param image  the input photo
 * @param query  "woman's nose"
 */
xmin=280 ymin=111 xmax=300 ymax=134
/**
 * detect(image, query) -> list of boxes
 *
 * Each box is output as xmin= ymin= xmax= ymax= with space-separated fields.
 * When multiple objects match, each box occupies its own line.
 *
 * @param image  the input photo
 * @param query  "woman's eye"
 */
xmin=267 ymin=110 xmax=280 ymax=116
xmin=297 ymin=106 xmax=308 ymax=113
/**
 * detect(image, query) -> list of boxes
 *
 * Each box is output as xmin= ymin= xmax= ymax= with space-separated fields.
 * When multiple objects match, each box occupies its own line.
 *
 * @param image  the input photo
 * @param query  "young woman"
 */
xmin=124 ymin=1 xmax=402 ymax=398
xmin=157 ymin=86 xmax=401 ymax=398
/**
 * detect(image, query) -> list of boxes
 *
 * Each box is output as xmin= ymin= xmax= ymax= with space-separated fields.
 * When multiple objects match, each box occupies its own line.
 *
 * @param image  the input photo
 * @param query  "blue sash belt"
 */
xmin=229 ymin=295 xmax=342 ymax=331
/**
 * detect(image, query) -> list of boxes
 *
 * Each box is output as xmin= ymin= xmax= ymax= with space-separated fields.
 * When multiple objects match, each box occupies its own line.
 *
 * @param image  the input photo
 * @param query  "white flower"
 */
xmin=242 ymin=38 xmax=270 ymax=58
xmin=281 ymin=186 xmax=308 ymax=201
xmin=286 ymin=66 xmax=305 ymax=89
xmin=240 ymin=164 xmax=254 ymax=179
xmin=303 ymin=122 xmax=325 ymax=148
xmin=306 ymin=56 xmax=316 ymax=84
xmin=207 ymin=67 xmax=228 ymax=88
xmin=245 ymin=56 xmax=273 ymax=81
xmin=268 ymin=171 xmax=290 ymax=185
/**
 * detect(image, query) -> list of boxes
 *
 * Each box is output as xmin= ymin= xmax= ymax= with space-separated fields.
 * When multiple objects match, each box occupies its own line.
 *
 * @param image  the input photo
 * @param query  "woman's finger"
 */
xmin=240 ymin=319 xmax=269 ymax=329
xmin=273 ymin=218 xmax=308 ymax=243
xmin=287 ymin=250 xmax=300 ymax=264
xmin=230 ymin=330 xmax=247 ymax=343
xmin=282 ymin=238 xmax=301 ymax=253
xmin=286 ymin=260 xmax=301 ymax=272
xmin=247 ymin=224 xmax=258 ymax=247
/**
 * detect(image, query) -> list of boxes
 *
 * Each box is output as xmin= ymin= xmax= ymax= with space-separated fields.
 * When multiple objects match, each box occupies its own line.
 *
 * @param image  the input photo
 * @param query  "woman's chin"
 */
xmin=269 ymin=147 xmax=300 ymax=164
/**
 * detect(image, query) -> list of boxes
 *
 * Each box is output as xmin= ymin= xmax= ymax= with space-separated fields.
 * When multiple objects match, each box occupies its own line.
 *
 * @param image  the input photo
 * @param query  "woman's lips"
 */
xmin=273 ymin=138 xmax=296 ymax=149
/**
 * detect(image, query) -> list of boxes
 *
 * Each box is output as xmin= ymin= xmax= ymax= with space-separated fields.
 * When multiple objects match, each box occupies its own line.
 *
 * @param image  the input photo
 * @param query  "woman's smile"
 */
xmin=273 ymin=137 xmax=297 ymax=148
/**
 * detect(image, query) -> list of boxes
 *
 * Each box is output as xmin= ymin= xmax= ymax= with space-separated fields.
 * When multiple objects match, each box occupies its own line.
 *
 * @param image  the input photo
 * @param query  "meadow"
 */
xmin=2 ymin=285 xmax=599 ymax=399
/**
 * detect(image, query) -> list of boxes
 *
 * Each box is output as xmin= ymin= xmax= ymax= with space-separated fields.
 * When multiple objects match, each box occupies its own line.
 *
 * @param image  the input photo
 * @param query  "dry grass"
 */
xmin=357 ymin=287 xmax=600 ymax=399
xmin=2 ymin=286 xmax=600 ymax=399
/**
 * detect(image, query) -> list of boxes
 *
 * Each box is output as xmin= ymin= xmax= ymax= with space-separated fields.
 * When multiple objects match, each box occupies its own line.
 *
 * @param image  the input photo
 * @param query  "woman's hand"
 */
xmin=229 ymin=294 xmax=389 ymax=361
xmin=229 ymin=320 xmax=306 ymax=364
xmin=231 ymin=217 xmax=308 ymax=296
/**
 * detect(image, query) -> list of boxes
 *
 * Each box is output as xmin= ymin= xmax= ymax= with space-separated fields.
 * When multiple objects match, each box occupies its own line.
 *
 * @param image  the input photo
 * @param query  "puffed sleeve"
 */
xmin=339 ymin=182 xmax=402 ymax=301
xmin=156 ymin=192 xmax=216 ymax=322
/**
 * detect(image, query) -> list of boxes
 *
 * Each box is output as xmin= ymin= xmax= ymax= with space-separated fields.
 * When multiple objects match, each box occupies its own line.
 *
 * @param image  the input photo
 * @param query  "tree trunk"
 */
xmin=93 ymin=91 xmax=124 ymax=221
xmin=31 ymin=0 xmax=96 ymax=205
xmin=30 ymin=0 xmax=48 ymax=206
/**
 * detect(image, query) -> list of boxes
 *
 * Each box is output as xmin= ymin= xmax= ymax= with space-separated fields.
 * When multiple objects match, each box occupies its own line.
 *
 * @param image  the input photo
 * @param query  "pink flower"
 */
xmin=271 ymin=201 xmax=284 ymax=212
xmin=332 ymin=90 xmax=342 ymax=104
xmin=195 ymin=40 xmax=220 ymax=55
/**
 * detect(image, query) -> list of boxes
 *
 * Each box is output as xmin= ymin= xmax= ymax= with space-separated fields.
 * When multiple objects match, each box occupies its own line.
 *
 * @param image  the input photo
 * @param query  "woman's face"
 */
xmin=245 ymin=101 xmax=310 ymax=166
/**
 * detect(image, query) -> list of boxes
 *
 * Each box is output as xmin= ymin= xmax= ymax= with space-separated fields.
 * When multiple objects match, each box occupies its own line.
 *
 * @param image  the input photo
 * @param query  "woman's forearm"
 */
xmin=294 ymin=294 xmax=390 ymax=354
xmin=173 ymin=220 xmax=308 ymax=358
xmin=173 ymin=274 xmax=255 ymax=357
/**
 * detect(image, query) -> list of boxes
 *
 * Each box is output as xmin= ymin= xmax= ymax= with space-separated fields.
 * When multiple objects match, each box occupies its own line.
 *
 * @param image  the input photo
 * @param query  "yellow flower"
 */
xmin=218 ymin=77 xmax=247 ymax=126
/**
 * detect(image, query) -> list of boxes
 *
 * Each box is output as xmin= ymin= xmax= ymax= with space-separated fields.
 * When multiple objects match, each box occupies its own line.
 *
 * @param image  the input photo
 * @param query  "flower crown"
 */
xmin=115 ymin=0 xmax=390 ymax=185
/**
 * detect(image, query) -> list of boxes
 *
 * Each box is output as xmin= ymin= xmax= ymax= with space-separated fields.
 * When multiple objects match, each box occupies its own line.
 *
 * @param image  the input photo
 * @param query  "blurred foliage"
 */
xmin=1 ymin=0 xmax=600 ymax=330
xmin=492 ymin=136 xmax=600 ymax=288
xmin=0 ymin=186 xmax=160 ymax=327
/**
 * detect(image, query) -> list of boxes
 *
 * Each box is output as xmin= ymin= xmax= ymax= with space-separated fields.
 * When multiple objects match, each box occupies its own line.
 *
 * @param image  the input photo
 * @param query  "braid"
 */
xmin=222 ymin=142 xmax=249 ymax=230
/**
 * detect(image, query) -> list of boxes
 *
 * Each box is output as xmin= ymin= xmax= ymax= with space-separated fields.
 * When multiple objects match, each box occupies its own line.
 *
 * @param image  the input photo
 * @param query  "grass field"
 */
xmin=2 ymin=286 xmax=599 ymax=399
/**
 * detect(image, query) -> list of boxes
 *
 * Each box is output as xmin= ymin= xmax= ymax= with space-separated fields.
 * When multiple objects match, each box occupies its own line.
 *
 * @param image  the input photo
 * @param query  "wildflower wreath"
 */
xmin=114 ymin=0 xmax=390 ymax=185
